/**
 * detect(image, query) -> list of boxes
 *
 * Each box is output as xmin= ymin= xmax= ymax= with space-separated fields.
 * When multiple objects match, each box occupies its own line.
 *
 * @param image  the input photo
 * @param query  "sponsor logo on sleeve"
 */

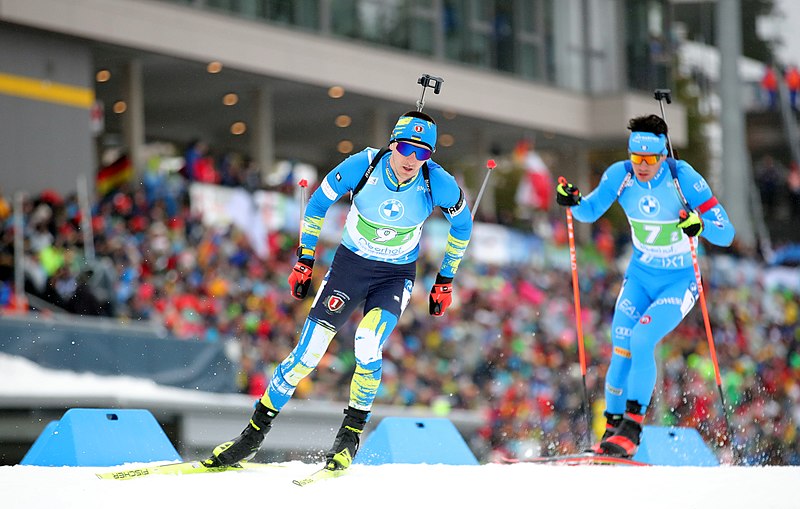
xmin=445 ymin=191 xmax=467 ymax=217
xmin=321 ymin=179 xmax=338 ymax=200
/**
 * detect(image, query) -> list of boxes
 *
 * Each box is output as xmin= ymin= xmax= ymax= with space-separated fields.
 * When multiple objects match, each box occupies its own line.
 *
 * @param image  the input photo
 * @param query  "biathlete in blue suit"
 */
xmin=556 ymin=114 xmax=735 ymax=457
xmin=205 ymin=110 xmax=473 ymax=471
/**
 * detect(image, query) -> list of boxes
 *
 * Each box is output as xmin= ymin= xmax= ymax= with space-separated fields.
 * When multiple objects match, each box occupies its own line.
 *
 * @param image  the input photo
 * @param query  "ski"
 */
xmin=292 ymin=466 xmax=349 ymax=487
xmin=96 ymin=460 xmax=280 ymax=480
xmin=502 ymin=452 xmax=648 ymax=467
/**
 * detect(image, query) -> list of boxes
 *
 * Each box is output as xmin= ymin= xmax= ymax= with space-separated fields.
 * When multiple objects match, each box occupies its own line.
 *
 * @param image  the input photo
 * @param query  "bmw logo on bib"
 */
xmin=379 ymin=199 xmax=404 ymax=222
xmin=638 ymin=195 xmax=660 ymax=217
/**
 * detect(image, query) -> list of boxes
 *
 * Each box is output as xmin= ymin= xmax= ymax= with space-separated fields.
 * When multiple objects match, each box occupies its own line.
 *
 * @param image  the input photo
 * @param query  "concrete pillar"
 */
xmin=122 ymin=59 xmax=145 ymax=173
xmin=371 ymin=106 xmax=390 ymax=148
xmin=574 ymin=146 xmax=592 ymax=244
xmin=717 ymin=0 xmax=754 ymax=248
xmin=252 ymin=84 xmax=274 ymax=176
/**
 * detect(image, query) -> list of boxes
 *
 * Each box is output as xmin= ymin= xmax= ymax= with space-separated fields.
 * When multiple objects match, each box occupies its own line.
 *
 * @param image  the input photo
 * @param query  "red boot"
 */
xmin=600 ymin=401 xmax=644 ymax=458
xmin=588 ymin=412 xmax=623 ymax=453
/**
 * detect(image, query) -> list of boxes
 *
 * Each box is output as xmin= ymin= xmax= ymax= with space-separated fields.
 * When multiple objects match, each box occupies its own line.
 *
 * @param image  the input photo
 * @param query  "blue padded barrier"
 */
xmin=356 ymin=417 xmax=478 ymax=466
xmin=633 ymin=426 xmax=719 ymax=466
xmin=20 ymin=408 xmax=181 ymax=466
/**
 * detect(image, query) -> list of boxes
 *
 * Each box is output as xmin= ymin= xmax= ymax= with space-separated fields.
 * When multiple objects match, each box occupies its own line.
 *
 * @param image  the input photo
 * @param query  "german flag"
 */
xmin=97 ymin=155 xmax=134 ymax=196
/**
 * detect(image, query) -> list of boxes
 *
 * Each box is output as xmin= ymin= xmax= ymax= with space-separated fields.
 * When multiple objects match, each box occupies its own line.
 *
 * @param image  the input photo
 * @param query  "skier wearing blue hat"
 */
xmin=204 ymin=110 xmax=472 ymax=473
xmin=556 ymin=114 xmax=735 ymax=457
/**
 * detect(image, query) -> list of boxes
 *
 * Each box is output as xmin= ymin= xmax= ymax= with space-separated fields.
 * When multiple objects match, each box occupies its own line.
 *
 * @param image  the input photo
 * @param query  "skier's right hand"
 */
xmin=556 ymin=177 xmax=581 ymax=207
xmin=288 ymin=257 xmax=314 ymax=300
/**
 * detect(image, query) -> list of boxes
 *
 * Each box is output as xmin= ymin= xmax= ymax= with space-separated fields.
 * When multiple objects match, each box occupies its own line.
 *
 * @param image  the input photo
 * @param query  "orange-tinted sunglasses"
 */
xmin=629 ymin=153 xmax=661 ymax=165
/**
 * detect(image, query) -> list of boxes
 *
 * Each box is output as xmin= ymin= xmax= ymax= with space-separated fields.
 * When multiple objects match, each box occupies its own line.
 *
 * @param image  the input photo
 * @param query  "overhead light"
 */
xmin=231 ymin=122 xmax=247 ymax=135
xmin=443 ymin=110 xmax=457 ymax=120
xmin=223 ymin=93 xmax=239 ymax=106
xmin=112 ymin=101 xmax=127 ymax=114
xmin=337 ymin=140 xmax=353 ymax=154
xmin=335 ymin=115 xmax=351 ymax=128
xmin=328 ymin=86 xmax=345 ymax=99
xmin=207 ymin=61 xmax=223 ymax=74
xmin=96 ymin=70 xmax=111 ymax=83
xmin=439 ymin=134 xmax=454 ymax=147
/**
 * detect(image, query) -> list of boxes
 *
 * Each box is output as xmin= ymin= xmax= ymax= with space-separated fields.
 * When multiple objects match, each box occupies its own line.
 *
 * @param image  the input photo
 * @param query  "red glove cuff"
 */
xmin=288 ymin=258 xmax=314 ymax=300
xmin=429 ymin=273 xmax=454 ymax=316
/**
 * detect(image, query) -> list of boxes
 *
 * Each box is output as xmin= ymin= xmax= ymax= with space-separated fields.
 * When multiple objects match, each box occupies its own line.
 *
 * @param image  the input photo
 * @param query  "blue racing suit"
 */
xmin=262 ymin=147 xmax=472 ymax=412
xmin=570 ymin=159 xmax=734 ymax=415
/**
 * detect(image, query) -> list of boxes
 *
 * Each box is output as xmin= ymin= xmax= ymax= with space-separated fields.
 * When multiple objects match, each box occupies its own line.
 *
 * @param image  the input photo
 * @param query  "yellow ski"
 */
xmin=96 ymin=461 xmax=279 ymax=480
xmin=292 ymin=466 xmax=349 ymax=486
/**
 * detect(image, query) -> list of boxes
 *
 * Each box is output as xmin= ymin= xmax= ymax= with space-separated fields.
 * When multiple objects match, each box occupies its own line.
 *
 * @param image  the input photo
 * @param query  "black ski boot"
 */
xmin=587 ymin=411 xmax=623 ymax=453
xmin=324 ymin=406 xmax=370 ymax=471
xmin=600 ymin=400 xmax=644 ymax=458
xmin=204 ymin=401 xmax=278 ymax=467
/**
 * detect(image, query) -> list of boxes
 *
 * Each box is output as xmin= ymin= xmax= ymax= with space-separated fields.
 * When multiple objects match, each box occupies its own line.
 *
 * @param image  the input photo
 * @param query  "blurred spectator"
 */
xmin=0 ymin=188 xmax=10 ymax=223
xmin=785 ymin=65 xmax=800 ymax=111
xmin=754 ymin=155 xmax=783 ymax=216
xmin=66 ymin=269 xmax=110 ymax=316
xmin=788 ymin=162 xmax=800 ymax=218
xmin=1 ymin=165 xmax=798 ymax=465
xmin=760 ymin=66 xmax=778 ymax=110
xmin=513 ymin=139 xmax=552 ymax=213
xmin=183 ymin=139 xmax=219 ymax=183
xmin=513 ymin=139 xmax=552 ymax=233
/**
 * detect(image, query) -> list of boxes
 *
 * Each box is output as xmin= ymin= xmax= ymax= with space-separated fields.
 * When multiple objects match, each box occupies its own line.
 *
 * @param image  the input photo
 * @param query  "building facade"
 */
xmin=0 ymin=0 xmax=685 ymax=196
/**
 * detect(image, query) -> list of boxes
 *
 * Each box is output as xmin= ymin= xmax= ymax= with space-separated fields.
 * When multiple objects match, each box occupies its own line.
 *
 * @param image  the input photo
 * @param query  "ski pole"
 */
xmin=471 ymin=159 xmax=496 ymax=220
xmin=558 ymin=176 xmax=592 ymax=451
xmin=654 ymin=89 xmax=736 ymax=461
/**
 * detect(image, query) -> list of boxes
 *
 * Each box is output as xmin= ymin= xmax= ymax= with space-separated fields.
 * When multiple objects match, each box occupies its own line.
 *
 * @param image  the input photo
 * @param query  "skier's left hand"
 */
xmin=429 ymin=273 xmax=453 ymax=316
xmin=678 ymin=210 xmax=704 ymax=237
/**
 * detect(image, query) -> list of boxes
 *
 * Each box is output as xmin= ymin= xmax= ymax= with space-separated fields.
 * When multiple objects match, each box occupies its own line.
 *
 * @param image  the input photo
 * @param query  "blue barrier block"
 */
xmin=356 ymin=417 xmax=478 ymax=466
xmin=21 ymin=408 xmax=181 ymax=466
xmin=21 ymin=420 xmax=60 ymax=465
xmin=633 ymin=426 xmax=719 ymax=466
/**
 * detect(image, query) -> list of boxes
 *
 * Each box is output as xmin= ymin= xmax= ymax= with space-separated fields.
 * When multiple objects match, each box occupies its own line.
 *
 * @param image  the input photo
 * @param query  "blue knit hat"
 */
xmin=390 ymin=113 xmax=437 ymax=150
xmin=628 ymin=131 xmax=667 ymax=155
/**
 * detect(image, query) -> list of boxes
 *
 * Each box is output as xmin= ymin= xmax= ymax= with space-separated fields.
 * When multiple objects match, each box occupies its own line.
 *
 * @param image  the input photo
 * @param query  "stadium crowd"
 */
xmin=0 ymin=159 xmax=797 ymax=466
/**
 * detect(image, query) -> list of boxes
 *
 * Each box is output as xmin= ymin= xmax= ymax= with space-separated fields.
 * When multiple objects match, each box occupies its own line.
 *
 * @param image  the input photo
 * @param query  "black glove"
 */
xmin=288 ymin=257 xmax=314 ymax=300
xmin=678 ymin=210 xmax=703 ymax=237
xmin=428 ymin=273 xmax=454 ymax=317
xmin=556 ymin=180 xmax=581 ymax=207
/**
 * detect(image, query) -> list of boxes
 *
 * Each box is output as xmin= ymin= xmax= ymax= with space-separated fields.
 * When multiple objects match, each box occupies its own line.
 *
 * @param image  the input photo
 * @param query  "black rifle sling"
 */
xmin=620 ymin=157 xmax=680 ymax=198
xmin=351 ymin=147 xmax=390 ymax=201
xmin=351 ymin=146 xmax=432 ymax=202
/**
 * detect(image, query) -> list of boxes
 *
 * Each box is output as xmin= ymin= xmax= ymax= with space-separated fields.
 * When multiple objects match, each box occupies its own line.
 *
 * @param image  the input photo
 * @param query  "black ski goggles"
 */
xmin=395 ymin=141 xmax=432 ymax=161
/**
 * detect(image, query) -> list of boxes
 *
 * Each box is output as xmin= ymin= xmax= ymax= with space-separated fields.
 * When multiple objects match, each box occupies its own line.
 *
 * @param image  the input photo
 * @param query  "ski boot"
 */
xmin=203 ymin=401 xmax=278 ymax=467
xmin=586 ymin=411 xmax=623 ymax=454
xmin=324 ymin=406 xmax=370 ymax=471
xmin=600 ymin=400 xmax=644 ymax=458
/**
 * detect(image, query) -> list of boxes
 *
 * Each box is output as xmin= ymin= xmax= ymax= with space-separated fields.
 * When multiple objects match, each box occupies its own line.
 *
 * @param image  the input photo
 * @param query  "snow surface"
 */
xmin=2 ymin=461 xmax=797 ymax=509
xmin=1 ymin=354 xmax=798 ymax=509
